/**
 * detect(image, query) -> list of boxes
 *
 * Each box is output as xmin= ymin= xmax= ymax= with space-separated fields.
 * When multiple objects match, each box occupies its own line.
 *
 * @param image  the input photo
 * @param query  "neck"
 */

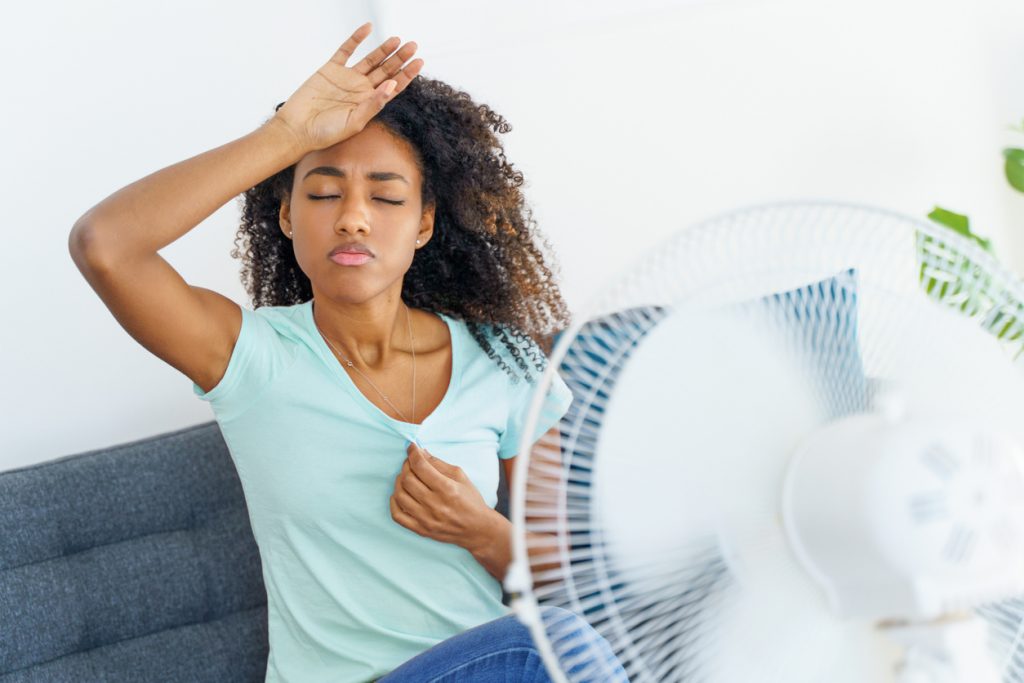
xmin=312 ymin=295 xmax=413 ymax=370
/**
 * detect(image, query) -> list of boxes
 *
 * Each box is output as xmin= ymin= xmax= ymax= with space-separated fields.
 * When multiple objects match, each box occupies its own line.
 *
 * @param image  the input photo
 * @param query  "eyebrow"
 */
xmin=302 ymin=166 xmax=409 ymax=185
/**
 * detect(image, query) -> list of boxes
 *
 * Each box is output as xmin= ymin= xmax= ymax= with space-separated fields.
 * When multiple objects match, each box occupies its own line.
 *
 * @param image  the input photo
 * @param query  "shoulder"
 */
xmin=191 ymin=302 xmax=305 ymax=416
xmin=413 ymin=308 xmax=454 ymax=354
xmin=246 ymin=301 xmax=316 ymax=347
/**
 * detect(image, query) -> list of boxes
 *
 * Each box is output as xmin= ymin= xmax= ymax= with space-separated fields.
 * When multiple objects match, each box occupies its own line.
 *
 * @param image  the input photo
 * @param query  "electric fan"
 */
xmin=502 ymin=201 xmax=1024 ymax=683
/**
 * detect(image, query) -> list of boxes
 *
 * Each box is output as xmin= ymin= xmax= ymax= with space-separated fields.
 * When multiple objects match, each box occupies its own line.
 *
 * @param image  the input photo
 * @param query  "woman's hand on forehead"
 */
xmin=271 ymin=21 xmax=425 ymax=154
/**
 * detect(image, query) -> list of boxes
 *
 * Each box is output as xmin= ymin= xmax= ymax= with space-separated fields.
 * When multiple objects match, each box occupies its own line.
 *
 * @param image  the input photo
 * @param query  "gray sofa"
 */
xmin=0 ymin=420 xmax=515 ymax=682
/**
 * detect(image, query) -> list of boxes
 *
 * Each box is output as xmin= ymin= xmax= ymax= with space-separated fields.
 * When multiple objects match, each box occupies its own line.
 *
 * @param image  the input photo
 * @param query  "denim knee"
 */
xmin=491 ymin=612 xmax=546 ymax=650
xmin=537 ymin=605 xmax=628 ymax=682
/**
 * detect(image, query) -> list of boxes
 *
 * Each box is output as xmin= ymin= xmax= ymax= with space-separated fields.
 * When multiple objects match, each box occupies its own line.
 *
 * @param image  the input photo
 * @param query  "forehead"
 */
xmin=296 ymin=124 xmax=419 ymax=182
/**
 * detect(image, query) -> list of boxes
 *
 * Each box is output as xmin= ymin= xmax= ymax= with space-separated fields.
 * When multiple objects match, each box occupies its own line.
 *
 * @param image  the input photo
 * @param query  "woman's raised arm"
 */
xmin=67 ymin=21 xmax=424 ymax=395
xmin=70 ymin=21 xmax=422 ymax=258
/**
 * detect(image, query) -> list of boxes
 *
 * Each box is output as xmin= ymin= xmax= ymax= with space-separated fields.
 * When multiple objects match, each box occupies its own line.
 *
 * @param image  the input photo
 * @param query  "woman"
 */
xmin=70 ymin=21 xmax=627 ymax=683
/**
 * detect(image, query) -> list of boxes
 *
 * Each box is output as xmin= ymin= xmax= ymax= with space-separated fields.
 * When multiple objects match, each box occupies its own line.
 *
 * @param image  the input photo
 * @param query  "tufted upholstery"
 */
xmin=0 ymin=422 xmax=516 ymax=682
xmin=0 ymin=422 xmax=270 ymax=682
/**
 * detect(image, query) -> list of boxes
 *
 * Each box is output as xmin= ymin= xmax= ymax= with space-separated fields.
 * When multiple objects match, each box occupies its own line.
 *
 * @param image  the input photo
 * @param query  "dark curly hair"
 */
xmin=230 ymin=74 xmax=572 ymax=385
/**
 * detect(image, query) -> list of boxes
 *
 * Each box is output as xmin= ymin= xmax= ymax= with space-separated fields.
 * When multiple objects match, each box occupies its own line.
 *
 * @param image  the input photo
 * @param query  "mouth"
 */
xmin=330 ymin=252 xmax=375 ymax=266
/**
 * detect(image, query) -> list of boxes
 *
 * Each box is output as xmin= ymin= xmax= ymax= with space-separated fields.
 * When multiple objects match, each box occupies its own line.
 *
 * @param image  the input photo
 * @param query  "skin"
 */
xmin=279 ymin=121 xmax=437 ymax=369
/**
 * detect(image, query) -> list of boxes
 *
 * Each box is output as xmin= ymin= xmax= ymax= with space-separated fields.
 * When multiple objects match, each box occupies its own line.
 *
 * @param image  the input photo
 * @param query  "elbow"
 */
xmin=68 ymin=222 xmax=91 ymax=265
xmin=68 ymin=222 xmax=89 ymax=257
xmin=69 ymin=223 xmax=100 ymax=270
xmin=68 ymin=221 xmax=119 ymax=272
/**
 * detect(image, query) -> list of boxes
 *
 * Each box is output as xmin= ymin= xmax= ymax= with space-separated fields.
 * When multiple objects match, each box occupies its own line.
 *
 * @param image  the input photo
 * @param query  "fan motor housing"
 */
xmin=781 ymin=412 xmax=1024 ymax=621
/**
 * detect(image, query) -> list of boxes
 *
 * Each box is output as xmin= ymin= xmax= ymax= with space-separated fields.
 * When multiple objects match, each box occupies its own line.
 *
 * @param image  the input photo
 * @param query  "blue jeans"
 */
xmin=377 ymin=605 xmax=629 ymax=682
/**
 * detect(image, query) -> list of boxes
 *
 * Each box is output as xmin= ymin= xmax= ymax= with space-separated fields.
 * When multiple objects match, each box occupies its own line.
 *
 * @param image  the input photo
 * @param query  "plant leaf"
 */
xmin=927 ymin=206 xmax=969 ymax=234
xmin=926 ymin=206 xmax=993 ymax=253
xmin=1004 ymin=147 xmax=1024 ymax=193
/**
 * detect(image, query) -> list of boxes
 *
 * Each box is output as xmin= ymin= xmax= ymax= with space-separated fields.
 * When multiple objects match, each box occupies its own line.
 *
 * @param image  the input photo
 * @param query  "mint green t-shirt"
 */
xmin=191 ymin=299 xmax=573 ymax=683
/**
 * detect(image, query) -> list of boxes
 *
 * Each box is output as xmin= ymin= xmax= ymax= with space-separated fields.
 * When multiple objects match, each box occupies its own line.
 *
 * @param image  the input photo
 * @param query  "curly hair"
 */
xmin=230 ymin=74 xmax=572 ymax=385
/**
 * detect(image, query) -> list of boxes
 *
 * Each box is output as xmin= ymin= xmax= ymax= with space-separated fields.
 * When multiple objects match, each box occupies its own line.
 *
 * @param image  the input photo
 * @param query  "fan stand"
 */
xmin=881 ymin=614 xmax=1001 ymax=683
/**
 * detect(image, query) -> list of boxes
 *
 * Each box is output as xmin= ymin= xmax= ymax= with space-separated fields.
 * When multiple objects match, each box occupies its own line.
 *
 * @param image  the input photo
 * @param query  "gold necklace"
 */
xmin=313 ymin=300 xmax=417 ymax=423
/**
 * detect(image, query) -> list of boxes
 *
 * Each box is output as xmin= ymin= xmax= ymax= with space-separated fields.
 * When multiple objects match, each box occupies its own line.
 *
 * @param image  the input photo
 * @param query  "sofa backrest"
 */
xmin=0 ymin=421 xmax=269 ymax=682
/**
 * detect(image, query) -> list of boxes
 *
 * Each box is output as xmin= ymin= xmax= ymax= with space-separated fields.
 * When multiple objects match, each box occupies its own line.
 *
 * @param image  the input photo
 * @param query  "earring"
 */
xmin=416 ymin=239 xmax=421 ymax=244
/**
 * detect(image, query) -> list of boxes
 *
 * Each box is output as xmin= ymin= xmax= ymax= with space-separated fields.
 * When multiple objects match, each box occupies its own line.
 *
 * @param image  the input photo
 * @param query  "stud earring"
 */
xmin=416 ymin=239 xmax=421 ymax=245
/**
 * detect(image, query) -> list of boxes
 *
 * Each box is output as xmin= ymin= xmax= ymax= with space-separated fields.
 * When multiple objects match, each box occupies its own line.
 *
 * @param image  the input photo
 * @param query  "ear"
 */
xmin=416 ymin=202 xmax=435 ymax=248
xmin=279 ymin=192 xmax=292 ymax=239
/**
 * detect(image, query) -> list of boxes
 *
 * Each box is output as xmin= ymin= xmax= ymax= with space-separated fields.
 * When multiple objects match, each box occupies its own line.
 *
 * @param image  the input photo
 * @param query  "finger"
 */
xmin=351 ymin=34 xmax=403 ymax=76
xmin=398 ymin=468 xmax=431 ymax=503
xmin=346 ymin=78 xmax=398 ymax=130
xmin=390 ymin=494 xmax=417 ymax=530
xmin=406 ymin=444 xmax=450 ymax=491
xmin=393 ymin=488 xmax=426 ymax=519
xmin=328 ymin=21 xmax=375 ymax=68
xmin=379 ymin=57 xmax=425 ymax=97
xmin=407 ymin=444 xmax=461 ymax=480
xmin=365 ymin=41 xmax=419 ymax=85
xmin=353 ymin=72 xmax=405 ymax=123
xmin=424 ymin=453 xmax=460 ymax=480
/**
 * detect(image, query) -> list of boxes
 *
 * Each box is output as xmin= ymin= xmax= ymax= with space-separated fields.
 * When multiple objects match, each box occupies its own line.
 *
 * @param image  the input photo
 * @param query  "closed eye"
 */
xmin=307 ymin=194 xmax=405 ymax=205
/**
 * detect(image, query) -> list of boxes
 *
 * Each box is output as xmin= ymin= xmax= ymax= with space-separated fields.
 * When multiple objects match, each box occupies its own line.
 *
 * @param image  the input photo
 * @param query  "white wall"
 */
xmin=3 ymin=0 xmax=1021 ymax=472
xmin=983 ymin=0 xmax=1024 ymax=270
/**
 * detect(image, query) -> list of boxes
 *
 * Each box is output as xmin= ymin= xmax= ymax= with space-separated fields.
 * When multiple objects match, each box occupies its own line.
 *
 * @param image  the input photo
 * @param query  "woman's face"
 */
xmin=280 ymin=122 xmax=434 ymax=305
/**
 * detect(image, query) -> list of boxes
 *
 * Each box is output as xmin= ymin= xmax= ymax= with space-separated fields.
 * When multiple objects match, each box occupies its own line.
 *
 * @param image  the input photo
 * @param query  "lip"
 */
xmin=330 ymin=252 xmax=374 ymax=266
xmin=329 ymin=242 xmax=374 ymax=257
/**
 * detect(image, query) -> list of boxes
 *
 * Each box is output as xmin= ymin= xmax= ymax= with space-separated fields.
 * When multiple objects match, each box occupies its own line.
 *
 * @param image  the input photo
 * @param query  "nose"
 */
xmin=334 ymin=194 xmax=371 ymax=235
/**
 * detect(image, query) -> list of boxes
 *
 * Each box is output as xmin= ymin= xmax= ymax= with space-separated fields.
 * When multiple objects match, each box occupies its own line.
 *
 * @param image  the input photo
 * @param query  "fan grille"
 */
xmin=509 ymin=201 xmax=1024 ymax=683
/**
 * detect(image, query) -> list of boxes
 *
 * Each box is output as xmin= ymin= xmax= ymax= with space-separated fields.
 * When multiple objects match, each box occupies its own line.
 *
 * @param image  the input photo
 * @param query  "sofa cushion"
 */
xmin=0 ymin=422 xmax=269 ymax=682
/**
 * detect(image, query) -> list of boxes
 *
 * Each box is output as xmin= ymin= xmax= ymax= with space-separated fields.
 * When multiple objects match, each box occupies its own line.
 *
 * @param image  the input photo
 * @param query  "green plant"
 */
xmin=919 ymin=207 xmax=1023 ymax=360
xmin=917 ymin=120 xmax=1024 ymax=360
xmin=1006 ymin=118 xmax=1024 ymax=193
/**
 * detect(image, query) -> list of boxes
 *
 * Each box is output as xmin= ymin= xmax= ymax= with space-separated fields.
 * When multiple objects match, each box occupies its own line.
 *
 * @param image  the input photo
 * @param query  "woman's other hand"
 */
xmin=272 ymin=21 xmax=423 ymax=154
xmin=390 ymin=442 xmax=500 ymax=550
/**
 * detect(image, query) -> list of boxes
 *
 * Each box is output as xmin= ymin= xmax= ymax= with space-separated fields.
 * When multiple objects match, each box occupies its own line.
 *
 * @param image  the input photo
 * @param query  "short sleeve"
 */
xmin=498 ymin=369 xmax=574 ymax=460
xmin=192 ymin=306 xmax=295 ymax=422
